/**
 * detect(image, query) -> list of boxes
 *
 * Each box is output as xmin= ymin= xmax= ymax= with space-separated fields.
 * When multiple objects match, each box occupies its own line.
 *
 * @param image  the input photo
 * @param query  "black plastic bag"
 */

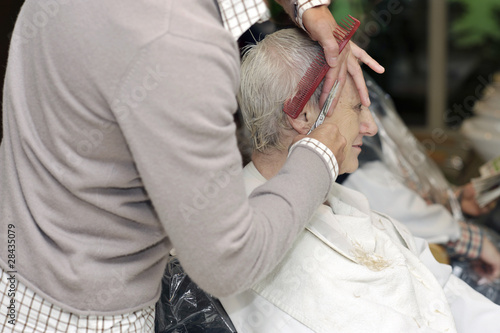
xmin=155 ymin=256 xmax=237 ymax=333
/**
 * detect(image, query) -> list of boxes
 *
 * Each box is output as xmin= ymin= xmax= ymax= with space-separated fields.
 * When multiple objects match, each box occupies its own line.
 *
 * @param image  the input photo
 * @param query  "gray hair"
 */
xmin=238 ymin=28 xmax=323 ymax=152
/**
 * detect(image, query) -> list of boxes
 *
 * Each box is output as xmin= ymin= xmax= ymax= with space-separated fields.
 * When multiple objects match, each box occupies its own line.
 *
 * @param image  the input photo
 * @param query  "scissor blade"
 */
xmin=307 ymin=80 xmax=340 ymax=134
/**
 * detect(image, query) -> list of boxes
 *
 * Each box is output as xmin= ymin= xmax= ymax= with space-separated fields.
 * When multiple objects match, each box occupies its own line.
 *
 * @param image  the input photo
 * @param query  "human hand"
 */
xmin=302 ymin=5 xmax=385 ymax=111
xmin=459 ymin=183 xmax=496 ymax=216
xmin=291 ymin=122 xmax=347 ymax=169
xmin=475 ymin=237 xmax=500 ymax=281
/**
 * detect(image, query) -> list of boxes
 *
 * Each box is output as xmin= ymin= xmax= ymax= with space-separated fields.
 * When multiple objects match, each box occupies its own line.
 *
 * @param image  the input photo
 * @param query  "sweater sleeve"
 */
xmin=112 ymin=10 xmax=333 ymax=298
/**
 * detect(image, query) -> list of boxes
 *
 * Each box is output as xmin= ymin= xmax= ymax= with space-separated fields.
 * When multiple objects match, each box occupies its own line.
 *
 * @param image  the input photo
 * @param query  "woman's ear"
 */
xmin=287 ymin=106 xmax=317 ymax=135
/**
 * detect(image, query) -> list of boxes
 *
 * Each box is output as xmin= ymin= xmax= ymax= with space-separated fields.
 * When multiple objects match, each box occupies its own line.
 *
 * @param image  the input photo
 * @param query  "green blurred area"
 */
xmin=269 ymin=0 xmax=500 ymax=53
xmin=449 ymin=0 xmax=500 ymax=48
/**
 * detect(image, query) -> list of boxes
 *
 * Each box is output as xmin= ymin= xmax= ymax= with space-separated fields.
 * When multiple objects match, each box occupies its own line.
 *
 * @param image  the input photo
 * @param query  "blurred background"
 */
xmin=1 ymin=0 xmax=500 ymax=186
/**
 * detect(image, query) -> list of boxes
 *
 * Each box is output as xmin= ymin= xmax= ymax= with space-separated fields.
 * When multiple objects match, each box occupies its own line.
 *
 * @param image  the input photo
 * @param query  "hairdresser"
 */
xmin=0 ymin=0 xmax=383 ymax=331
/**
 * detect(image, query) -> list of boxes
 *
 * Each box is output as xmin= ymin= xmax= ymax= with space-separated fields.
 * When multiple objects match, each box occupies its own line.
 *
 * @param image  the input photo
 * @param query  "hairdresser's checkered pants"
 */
xmin=0 ymin=267 xmax=155 ymax=332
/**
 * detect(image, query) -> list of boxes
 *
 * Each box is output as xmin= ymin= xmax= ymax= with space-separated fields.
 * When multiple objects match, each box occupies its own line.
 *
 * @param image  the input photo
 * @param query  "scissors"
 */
xmin=307 ymin=80 xmax=340 ymax=135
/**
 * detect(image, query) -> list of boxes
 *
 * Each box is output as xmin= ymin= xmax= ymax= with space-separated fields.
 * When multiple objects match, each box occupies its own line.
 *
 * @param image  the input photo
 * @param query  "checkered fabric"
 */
xmin=0 ymin=267 xmax=155 ymax=333
xmin=217 ymin=0 xmax=330 ymax=39
xmin=217 ymin=0 xmax=270 ymax=39
xmin=447 ymin=221 xmax=484 ymax=259
xmin=289 ymin=137 xmax=339 ymax=182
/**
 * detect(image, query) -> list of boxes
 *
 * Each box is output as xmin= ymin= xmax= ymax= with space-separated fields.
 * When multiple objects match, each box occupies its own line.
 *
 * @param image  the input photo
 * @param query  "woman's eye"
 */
xmin=353 ymin=103 xmax=363 ymax=112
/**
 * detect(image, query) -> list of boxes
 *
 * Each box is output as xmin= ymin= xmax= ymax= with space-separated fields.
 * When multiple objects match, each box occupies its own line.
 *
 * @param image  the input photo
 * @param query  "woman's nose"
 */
xmin=360 ymin=109 xmax=378 ymax=137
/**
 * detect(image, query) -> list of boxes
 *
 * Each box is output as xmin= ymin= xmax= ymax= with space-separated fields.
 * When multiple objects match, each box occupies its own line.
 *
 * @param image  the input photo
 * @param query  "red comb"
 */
xmin=283 ymin=15 xmax=360 ymax=119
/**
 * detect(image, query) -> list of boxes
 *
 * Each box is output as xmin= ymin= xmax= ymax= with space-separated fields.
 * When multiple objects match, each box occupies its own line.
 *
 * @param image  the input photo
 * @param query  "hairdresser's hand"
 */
xmin=302 ymin=6 xmax=385 ymax=111
xmin=347 ymin=42 xmax=385 ymax=105
xmin=292 ymin=123 xmax=347 ymax=170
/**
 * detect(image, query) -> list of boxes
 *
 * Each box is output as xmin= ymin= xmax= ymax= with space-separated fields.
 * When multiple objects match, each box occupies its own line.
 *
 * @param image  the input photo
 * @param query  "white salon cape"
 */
xmin=220 ymin=162 xmax=500 ymax=333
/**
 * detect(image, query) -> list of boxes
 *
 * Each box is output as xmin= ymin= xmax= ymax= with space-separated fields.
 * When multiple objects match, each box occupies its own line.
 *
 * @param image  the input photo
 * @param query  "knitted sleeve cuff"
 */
xmin=288 ymin=137 xmax=338 ymax=182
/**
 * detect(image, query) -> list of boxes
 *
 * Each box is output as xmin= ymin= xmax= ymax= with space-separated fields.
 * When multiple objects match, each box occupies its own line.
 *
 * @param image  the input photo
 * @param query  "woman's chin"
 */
xmin=340 ymin=160 xmax=359 ymax=175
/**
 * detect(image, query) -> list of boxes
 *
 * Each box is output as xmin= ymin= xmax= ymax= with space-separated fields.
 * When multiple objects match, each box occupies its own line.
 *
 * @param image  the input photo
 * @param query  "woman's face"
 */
xmin=324 ymin=76 xmax=378 ymax=174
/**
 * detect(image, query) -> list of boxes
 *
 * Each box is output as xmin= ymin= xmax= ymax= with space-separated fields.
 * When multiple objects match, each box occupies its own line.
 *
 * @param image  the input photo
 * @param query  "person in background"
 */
xmin=220 ymin=27 xmax=500 ymax=332
xmin=0 ymin=0 xmax=384 ymax=331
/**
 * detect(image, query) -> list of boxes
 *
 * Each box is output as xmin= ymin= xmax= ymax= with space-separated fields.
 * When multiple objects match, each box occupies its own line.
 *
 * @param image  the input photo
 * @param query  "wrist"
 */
xmin=294 ymin=0 xmax=331 ymax=30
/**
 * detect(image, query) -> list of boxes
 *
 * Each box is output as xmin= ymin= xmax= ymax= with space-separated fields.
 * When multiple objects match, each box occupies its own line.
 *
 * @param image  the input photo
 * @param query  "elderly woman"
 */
xmin=219 ymin=28 xmax=500 ymax=332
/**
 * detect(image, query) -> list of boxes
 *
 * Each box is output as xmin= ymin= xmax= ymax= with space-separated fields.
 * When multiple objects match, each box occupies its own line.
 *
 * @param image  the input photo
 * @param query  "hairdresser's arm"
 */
xmin=114 ymin=28 xmax=342 ymax=298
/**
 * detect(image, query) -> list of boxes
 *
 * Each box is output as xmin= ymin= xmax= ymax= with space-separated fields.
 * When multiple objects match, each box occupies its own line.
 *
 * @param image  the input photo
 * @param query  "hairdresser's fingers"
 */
xmin=302 ymin=5 xmax=340 ymax=67
xmin=321 ymin=51 xmax=348 ymax=117
xmin=347 ymin=49 xmax=370 ymax=107
xmin=349 ymin=42 xmax=385 ymax=106
xmin=350 ymin=42 xmax=385 ymax=74
xmin=320 ymin=43 xmax=348 ymax=106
